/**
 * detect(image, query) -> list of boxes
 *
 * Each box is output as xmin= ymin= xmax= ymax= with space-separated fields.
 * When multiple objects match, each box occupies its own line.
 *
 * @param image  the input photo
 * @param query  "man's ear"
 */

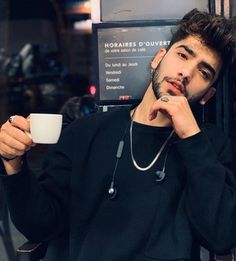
xmin=151 ymin=48 xmax=167 ymax=69
xmin=199 ymin=87 xmax=216 ymax=105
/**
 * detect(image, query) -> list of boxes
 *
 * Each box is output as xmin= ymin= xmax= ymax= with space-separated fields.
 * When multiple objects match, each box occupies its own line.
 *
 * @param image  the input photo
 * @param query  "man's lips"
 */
xmin=167 ymin=80 xmax=185 ymax=95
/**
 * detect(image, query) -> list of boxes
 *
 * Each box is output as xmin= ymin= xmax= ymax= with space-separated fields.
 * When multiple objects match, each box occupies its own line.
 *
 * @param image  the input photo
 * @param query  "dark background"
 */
xmin=0 ymin=1 xmax=235 ymax=260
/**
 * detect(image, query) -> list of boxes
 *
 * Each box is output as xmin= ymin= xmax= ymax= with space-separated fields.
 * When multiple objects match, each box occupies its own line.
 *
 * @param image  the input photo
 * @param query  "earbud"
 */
xmin=108 ymin=185 xmax=117 ymax=200
xmin=108 ymin=181 xmax=117 ymax=199
xmin=155 ymin=170 xmax=166 ymax=182
xmin=108 ymin=140 xmax=125 ymax=200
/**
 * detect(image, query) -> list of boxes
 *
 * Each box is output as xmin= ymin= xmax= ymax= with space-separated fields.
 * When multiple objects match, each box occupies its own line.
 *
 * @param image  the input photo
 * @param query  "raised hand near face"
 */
xmin=149 ymin=96 xmax=201 ymax=139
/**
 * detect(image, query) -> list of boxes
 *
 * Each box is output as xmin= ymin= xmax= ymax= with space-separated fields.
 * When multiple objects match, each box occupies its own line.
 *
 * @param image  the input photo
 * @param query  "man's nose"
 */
xmin=178 ymin=65 xmax=194 ymax=84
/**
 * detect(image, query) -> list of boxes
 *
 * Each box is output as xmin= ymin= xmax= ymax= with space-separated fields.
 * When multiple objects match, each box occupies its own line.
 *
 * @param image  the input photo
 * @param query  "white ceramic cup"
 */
xmin=29 ymin=113 xmax=63 ymax=144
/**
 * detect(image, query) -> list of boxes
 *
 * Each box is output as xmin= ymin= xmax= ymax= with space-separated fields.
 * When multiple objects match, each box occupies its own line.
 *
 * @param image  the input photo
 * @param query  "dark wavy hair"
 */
xmin=168 ymin=9 xmax=236 ymax=78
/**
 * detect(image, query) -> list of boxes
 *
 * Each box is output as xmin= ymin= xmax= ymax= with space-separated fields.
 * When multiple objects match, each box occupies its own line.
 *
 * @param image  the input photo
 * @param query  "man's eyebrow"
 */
xmin=176 ymin=44 xmax=216 ymax=79
xmin=177 ymin=45 xmax=196 ymax=57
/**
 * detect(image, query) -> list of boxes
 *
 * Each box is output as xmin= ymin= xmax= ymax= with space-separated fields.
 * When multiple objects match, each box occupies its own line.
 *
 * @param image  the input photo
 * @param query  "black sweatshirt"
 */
xmin=1 ymin=107 xmax=236 ymax=260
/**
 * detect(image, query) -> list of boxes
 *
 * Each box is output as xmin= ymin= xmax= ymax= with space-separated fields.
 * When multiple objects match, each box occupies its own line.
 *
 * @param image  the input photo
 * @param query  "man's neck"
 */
xmin=131 ymin=85 xmax=172 ymax=127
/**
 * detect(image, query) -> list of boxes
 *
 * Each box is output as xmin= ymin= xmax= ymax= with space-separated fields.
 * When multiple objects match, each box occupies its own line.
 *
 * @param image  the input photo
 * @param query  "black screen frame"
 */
xmin=92 ymin=20 xmax=179 ymax=106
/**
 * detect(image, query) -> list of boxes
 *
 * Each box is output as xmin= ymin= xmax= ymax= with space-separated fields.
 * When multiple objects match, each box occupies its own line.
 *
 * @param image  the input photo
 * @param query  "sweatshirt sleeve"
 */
xmin=175 ymin=126 xmax=236 ymax=253
xmin=0 ymin=111 xmax=109 ymax=243
xmin=0 ymin=135 xmax=72 ymax=242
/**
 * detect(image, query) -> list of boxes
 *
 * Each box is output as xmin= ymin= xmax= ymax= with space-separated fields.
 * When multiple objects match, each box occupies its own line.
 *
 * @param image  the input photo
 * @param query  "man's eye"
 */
xmin=178 ymin=52 xmax=188 ymax=59
xmin=201 ymin=70 xmax=211 ymax=80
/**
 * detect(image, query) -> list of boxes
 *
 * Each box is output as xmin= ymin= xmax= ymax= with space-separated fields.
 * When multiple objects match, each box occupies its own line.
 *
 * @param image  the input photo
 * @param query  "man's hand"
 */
xmin=0 ymin=115 xmax=34 ymax=174
xmin=149 ymin=96 xmax=201 ymax=139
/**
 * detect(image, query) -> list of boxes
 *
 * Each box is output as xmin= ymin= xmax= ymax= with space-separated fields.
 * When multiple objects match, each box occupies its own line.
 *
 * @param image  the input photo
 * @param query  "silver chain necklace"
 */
xmin=129 ymin=113 xmax=174 ymax=172
xmin=108 ymin=109 xmax=174 ymax=199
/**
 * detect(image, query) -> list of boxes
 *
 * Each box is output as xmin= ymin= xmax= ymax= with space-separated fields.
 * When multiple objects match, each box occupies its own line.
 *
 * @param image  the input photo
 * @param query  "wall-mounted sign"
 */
xmin=93 ymin=21 xmax=177 ymax=105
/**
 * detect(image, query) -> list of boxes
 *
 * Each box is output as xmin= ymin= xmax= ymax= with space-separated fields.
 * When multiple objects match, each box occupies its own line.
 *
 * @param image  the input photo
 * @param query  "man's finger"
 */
xmin=149 ymin=97 xmax=172 ymax=121
xmin=7 ymin=115 xmax=30 ymax=132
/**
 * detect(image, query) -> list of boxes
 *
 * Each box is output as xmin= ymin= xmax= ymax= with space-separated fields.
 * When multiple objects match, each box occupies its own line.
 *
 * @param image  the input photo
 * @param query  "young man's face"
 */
xmin=152 ymin=35 xmax=222 ymax=103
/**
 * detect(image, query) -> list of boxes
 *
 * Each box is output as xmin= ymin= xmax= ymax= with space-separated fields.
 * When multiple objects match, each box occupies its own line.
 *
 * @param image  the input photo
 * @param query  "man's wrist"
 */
xmin=0 ymin=155 xmax=23 ymax=175
xmin=0 ymin=154 xmax=18 ymax=161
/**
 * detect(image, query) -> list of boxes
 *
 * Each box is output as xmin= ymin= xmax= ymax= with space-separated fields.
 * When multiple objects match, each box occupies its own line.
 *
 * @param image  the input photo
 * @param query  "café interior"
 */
xmin=0 ymin=0 xmax=235 ymax=260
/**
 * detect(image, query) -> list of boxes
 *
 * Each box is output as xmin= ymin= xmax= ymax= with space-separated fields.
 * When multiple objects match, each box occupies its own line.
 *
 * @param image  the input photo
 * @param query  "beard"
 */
xmin=151 ymin=64 xmax=205 ymax=105
xmin=151 ymin=63 xmax=164 ymax=100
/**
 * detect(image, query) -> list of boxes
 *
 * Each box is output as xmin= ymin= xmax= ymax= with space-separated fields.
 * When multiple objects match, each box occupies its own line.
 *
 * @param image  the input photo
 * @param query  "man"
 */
xmin=0 ymin=9 xmax=236 ymax=261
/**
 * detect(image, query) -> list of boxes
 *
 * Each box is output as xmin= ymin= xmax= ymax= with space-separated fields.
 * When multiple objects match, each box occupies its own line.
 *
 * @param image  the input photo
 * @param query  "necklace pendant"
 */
xmin=155 ymin=170 xmax=165 ymax=182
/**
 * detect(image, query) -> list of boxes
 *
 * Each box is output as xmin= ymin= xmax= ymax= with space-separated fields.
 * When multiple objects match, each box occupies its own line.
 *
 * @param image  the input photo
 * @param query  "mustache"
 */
xmin=163 ymin=76 xmax=187 ymax=90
